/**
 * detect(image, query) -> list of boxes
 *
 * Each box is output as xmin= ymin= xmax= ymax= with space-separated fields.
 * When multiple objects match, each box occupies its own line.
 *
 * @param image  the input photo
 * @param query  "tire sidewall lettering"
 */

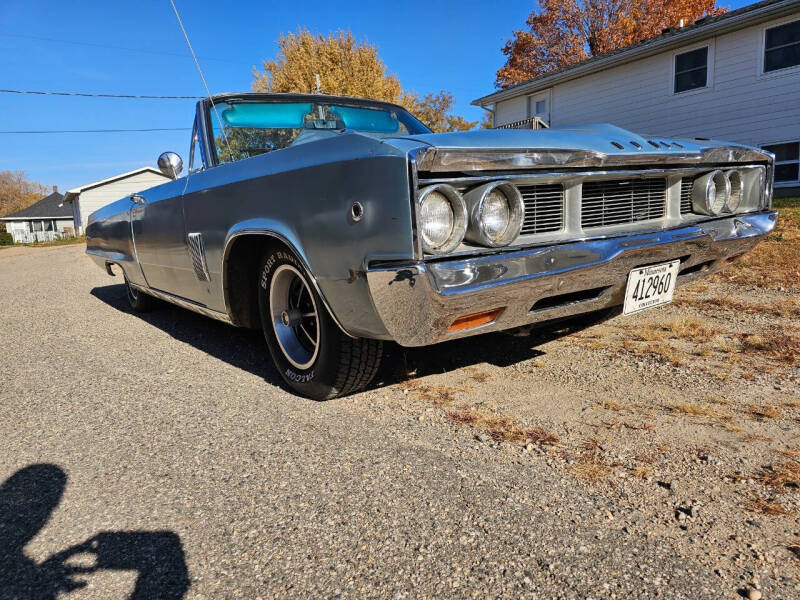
xmin=284 ymin=367 xmax=315 ymax=383
xmin=260 ymin=250 xmax=301 ymax=290
xmin=261 ymin=249 xmax=319 ymax=385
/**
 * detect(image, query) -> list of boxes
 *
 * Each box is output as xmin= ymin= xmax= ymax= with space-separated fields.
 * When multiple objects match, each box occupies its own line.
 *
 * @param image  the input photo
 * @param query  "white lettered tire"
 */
xmin=258 ymin=248 xmax=382 ymax=400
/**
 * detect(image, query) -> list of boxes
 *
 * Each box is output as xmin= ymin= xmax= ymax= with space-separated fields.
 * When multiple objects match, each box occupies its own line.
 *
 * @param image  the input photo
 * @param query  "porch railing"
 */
xmin=495 ymin=117 xmax=550 ymax=130
xmin=11 ymin=231 xmax=65 ymax=244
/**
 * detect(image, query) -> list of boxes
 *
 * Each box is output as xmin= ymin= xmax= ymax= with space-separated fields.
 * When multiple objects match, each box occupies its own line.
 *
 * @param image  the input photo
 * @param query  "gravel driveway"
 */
xmin=1 ymin=244 xmax=798 ymax=599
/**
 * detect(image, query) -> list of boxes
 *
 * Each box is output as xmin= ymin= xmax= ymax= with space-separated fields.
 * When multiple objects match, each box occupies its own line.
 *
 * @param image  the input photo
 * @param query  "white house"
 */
xmin=0 ymin=188 xmax=75 ymax=243
xmin=473 ymin=0 xmax=800 ymax=196
xmin=64 ymin=167 xmax=171 ymax=234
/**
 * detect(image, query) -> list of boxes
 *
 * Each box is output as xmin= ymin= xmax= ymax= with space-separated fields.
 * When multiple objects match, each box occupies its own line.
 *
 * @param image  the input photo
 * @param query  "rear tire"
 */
xmin=124 ymin=274 xmax=156 ymax=312
xmin=257 ymin=248 xmax=382 ymax=400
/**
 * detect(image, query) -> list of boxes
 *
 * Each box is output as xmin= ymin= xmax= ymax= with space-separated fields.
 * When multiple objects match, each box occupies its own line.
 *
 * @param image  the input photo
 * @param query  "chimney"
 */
xmin=53 ymin=185 xmax=58 ymax=193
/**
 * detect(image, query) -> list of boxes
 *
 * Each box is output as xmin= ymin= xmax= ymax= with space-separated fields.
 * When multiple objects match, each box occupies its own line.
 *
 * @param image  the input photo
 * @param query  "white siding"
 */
xmin=75 ymin=171 xmax=170 ymax=232
xmin=495 ymin=95 xmax=529 ymax=124
xmin=494 ymin=14 xmax=800 ymax=150
xmin=56 ymin=219 xmax=74 ymax=235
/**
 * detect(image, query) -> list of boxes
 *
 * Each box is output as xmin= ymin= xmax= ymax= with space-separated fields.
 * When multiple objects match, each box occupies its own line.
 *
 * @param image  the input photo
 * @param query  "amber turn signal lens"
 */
xmin=448 ymin=308 xmax=504 ymax=332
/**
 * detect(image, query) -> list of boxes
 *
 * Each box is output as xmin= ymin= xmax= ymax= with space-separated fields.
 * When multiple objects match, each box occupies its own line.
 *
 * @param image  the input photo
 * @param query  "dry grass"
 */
xmin=598 ymin=399 xmax=623 ymax=411
xmin=664 ymin=317 xmax=719 ymax=341
xmin=675 ymin=295 xmax=800 ymax=319
xmin=399 ymin=381 xmax=462 ymax=406
xmin=447 ymin=406 xmax=560 ymax=446
xmin=621 ymin=421 xmax=654 ymax=431
xmin=467 ymin=370 xmax=492 ymax=383
xmin=718 ymin=198 xmax=800 ymax=289
xmin=571 ymin=457 xmax=612 ymax=481
xmin=628 ymin=317 xmax=719 ymax=344
xmin=708 ymin=394 xmax=731 ymax=405
xmin=721 ymin=422 xmax=743 ymax=433
xmin=744 ymin=495 xmax=792 ymax=516
xmin=672 ymin=403 xmax=717 ymax=417
xmin=570 ymin=438 xmax=612 ymax=482
xmin=746 ymin=404 xmax=780 ymax=420
xmin=756 ymin=461 xmax=800 ymax=490
xmin=739 ymin=331 xmax=800 ymax=364
xmin=670 ymin=403 xmax=731 ymax=421
xmin=778 ymin=446 xmax=800 ymax=459
xmin=640 ymin=342 xmax=687 ymax=367
xmin=785 ymin=400 xmax=800 ymax=410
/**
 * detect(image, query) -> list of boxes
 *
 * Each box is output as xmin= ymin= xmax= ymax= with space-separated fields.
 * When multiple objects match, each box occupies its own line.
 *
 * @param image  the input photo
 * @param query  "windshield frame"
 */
xmin=200 ymin=93 xmax=432 ymax=168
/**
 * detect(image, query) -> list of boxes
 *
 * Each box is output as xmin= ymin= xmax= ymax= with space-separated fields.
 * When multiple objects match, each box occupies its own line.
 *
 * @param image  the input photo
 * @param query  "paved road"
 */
xmin=0 ymin=245 xmax=792 ymax=599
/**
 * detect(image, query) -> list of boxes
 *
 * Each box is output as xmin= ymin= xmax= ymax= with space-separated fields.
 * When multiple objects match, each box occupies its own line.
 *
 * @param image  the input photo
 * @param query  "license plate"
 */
xmin=623 ymin=260 xmax=680 ymax=315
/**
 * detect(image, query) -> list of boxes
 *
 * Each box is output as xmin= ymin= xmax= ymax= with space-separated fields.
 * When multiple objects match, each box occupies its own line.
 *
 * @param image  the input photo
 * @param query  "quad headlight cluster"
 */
xmin=691 ymin=169 xmax=746 ymax=215
xmin=417 ymin=182 xmax=524 ymax=254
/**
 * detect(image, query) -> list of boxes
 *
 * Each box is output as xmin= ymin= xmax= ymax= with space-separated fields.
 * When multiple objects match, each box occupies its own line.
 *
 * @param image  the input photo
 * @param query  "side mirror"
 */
xmin=157 ymin=152 xmax=183 ymax=179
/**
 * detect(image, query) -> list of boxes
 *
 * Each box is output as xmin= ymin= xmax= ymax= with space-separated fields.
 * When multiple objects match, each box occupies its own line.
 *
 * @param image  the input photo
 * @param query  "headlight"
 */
xmin=417 ymin=184 xmax=467 ymax=254
xmin=463 ymin=182 xmax=524 ymax=247
xmin=692 ymin=170 xmax=729 ymax=215
xmin=724 ymin=169 xmax=743 ymax=212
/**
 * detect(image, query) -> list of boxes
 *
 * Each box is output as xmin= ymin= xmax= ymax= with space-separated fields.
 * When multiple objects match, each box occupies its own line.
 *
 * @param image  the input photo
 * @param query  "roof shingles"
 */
xmin=1 ymin=192 xmax=71 ymax=219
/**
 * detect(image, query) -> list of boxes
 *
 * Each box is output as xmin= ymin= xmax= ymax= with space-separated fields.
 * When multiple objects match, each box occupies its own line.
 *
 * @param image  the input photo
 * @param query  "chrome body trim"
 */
xmin=130 ymin=283 xmax=233 ymax=324
xmin=415 ymin=145 xmax=772 ymax=173
xmin=366 ymin=211 xmax=777 ymax=347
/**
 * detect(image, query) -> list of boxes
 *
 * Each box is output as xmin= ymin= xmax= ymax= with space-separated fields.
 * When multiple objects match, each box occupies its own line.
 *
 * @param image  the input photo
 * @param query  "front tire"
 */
xmin=258 ymin=248 xmax=382 ymax=400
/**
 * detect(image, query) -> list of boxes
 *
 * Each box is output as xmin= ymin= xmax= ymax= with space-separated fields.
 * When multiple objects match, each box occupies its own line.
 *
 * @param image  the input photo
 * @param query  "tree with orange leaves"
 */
xmin=496 ymin=0 xmax=726 ymax=89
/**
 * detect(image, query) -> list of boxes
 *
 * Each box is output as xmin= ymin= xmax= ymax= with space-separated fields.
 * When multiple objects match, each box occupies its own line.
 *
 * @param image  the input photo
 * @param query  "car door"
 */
xmin=130 ymin=177 xmax=198 ymax=297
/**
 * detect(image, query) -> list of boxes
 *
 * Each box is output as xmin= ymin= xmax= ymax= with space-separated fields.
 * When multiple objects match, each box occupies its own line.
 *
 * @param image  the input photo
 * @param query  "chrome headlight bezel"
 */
xmin=692 ymin=169 xmax=729 ymax=215
xmin=724 ymin=169 xmax=743 ymax=213
xmin=417 ymin=184 xmax=468 ymax=254
xmin=463 ymin=181 xmax=525 ymax=247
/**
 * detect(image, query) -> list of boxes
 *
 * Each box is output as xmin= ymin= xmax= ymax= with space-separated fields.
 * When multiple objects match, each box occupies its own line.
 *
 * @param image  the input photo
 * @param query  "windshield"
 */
xmin=209 ymin=100 xmax=431 ymax=164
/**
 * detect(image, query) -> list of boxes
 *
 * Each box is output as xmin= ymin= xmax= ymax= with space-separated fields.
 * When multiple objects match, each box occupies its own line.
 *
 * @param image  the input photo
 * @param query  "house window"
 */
xmin=31 ymin=220 xmax=43 ymax=232
xmin=674 ymin=47 xmax=708 ymax=93
xmin=763 ymin=142 xmax=800 ymax=183
xmin=535 ymin=100 xmax=546 ymax=114
xmin=44 ymin=220 xmax=54 ymax=232
xmin=764 ymin=19 xmax=800 ymax=72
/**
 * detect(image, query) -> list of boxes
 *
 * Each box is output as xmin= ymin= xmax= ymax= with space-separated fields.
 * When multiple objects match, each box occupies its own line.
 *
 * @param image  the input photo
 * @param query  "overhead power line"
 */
xmin=0 ymin=89 xmax=202 ymax=99
xmin=0 ymin=128 xmax=191 ymax=134
xmin=0 ymin=32 xmax=249 ymax=65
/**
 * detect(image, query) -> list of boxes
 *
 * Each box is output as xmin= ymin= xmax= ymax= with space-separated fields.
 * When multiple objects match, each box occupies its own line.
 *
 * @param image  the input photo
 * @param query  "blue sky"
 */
xmin=1 ymin=0 xmax=750 ymax=191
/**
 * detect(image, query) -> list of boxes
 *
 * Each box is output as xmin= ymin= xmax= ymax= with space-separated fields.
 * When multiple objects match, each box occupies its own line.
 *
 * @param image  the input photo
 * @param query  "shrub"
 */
xmin=0 ymin=232 xmax=13 ymax=246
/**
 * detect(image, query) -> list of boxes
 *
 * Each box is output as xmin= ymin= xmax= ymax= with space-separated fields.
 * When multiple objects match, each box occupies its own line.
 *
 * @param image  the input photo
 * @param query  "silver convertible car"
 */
xmin=87 ymin=92 xmax=777 ymax=399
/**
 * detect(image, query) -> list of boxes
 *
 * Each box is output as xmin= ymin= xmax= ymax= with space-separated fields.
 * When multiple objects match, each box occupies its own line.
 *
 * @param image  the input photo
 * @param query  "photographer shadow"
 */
xmin=0 ymin=464 xmax=189 ymax=599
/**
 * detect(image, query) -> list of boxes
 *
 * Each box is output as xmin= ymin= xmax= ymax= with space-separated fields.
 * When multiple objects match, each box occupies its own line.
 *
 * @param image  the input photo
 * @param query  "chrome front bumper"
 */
xmin=366 ymin=211 xmax=778 ymax=347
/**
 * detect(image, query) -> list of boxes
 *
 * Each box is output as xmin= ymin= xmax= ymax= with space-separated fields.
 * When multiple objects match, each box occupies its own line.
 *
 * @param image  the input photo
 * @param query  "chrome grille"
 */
xmin=581 ymin=178 xmax=666 ymax=228
xmin=680 ymin=176 xmax=695 ymax=214
xmin=517 ymin=183 xmax=564 ymax=234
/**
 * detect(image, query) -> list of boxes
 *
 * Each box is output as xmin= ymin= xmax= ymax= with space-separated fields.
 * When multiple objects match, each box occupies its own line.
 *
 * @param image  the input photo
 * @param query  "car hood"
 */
xmin=382 ymin=123 xmax=771 ymax=172
xmin=389 ymin=124 xmax=726 ymax=155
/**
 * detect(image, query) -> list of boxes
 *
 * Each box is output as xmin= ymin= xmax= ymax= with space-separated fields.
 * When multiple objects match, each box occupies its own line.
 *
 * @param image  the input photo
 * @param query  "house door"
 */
xmin=527 ymin=92 xmax=550 ymax=127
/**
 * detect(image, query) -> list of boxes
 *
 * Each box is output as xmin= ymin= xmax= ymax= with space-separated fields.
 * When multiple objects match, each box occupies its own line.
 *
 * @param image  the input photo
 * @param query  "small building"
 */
xmin=473 ymin=0 xmax=800 ymax=195
xmin=0 ymin=188 xmax=74 ymax=243
xmin=64 ymin=167 xmax=171 ymax=234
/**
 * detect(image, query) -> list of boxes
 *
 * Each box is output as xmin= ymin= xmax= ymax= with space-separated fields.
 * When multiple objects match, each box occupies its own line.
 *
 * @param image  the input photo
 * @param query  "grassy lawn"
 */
xmin=719 ymin=197 xmax=800 ymax=289
xmin=0 ymin=235 xmax=85 ymax=250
